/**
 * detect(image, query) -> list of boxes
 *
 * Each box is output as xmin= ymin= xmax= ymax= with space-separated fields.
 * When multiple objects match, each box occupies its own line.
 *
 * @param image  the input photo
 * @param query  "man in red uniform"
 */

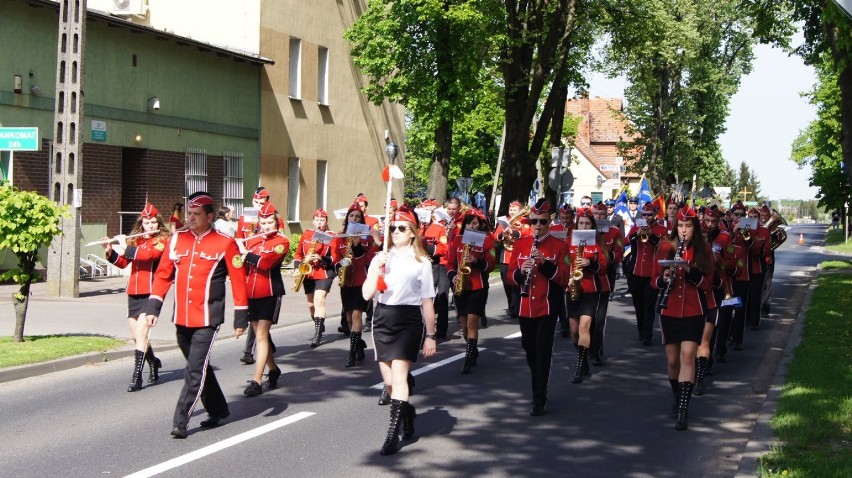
xmin=294 ymin=208 xmax=336 ymax=347
xmin=626 ymin=202 xmax=669 ymax=345
xmin=421 ymin=208 xmax=450 ymax=337
xmin=739 ymin=206 xmax=771 ymax=331
xmin=146 ymin=192 xmax=249 ymax=439
xmin=508 ymin=198 xmax=570 ymax=416
xmin=591 ymin=202 xmax=624 ymax=365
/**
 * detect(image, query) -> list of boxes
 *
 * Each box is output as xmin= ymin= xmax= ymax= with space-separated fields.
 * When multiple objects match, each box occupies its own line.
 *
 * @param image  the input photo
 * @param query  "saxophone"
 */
xmin=454 ymin=243 xmax=472 ymax=295
xmin=292 ymin=241 xmax=317 ymax=292
xmin=338 ymin=239 xmax=353 ymax=287
xmin=569 ymin=242 xmax=585 ymax=301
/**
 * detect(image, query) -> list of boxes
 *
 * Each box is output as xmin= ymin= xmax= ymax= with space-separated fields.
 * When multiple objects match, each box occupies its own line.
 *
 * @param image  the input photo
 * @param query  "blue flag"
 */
xmin=638 ymin=178 xmax=653 ymax=208
xmin=613 ymin=189 xmax=631 ymax=257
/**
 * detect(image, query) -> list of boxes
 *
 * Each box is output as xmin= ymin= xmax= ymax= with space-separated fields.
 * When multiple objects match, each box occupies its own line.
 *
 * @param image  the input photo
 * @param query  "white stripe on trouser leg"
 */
xmin=187 ymin=325 xmax=220 ymax=420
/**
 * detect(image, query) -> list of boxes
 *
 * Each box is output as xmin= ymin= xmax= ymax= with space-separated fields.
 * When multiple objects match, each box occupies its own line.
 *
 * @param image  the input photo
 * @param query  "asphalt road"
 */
xmin=0 ymin=224 xmax=838 ymax=478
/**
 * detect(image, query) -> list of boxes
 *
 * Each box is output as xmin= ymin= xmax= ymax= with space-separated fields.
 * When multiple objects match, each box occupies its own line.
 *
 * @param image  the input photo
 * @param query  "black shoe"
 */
xmin=529 ymin=403 xmax=546 ymax=416
xmin=200 ymin=411 xmax=230 ymax=428
xmin=267 ymin=368 xmax=281 ymax=390
xmin=147 ymin=357 xmax=162 ymax=384
xmin=128 ymin=350 xmax=145 ymax=392
xmin=240 ymin=353 xmax=255 ymax=365
xmin=378 ymin=386 xmax=391 ymax=406
xmin=170 ymin=425 xmax=188 ymax=439
xmin=244 ymin=380 xmax=263 ymax=397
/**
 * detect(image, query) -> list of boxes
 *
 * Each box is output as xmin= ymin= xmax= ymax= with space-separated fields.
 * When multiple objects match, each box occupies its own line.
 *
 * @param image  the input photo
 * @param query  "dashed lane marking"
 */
xmin=370 ymin=349 xmax=487 ymax=389
xmin=504 ymin=331 xmax=522 ymax=339
xmin=124 ymin=411 xmax=315 ymax=478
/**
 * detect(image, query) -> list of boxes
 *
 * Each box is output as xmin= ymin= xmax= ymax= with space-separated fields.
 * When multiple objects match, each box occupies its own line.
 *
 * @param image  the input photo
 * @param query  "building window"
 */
xmin=318 ymin=46 xmax=329 ymax=105
xmin=289 ymin=38 xmax=301 ymax=99
xmin=316 ymin=160 xmax=327 ymax=211
xmin=591 ymin=191 xmax=603 ymax=204
xmin=185 ymin=148 xmax=207 ymax=199
xmin=288 ymin=157 xmax=300 ymax=221
xmin=223 ymin=152 xmax=244 ymax=216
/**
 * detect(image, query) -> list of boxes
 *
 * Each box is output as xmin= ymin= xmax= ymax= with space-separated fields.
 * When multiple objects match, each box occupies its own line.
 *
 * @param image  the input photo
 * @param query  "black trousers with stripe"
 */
xmin=518 ymin=315 xmax=558 ymax=407
xmin=173 ymin=325 xmax=228 ymax=428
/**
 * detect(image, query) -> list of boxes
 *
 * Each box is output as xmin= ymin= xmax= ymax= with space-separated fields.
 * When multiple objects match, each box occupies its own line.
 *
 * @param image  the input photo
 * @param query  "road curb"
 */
xmin=734 ymin=270 xmax=817 ymax=477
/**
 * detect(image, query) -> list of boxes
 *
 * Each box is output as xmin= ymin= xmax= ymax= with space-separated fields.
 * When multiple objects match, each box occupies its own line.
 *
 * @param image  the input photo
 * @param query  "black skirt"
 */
xmin=455 ymin=288 xmax=488 ymax=317
xmin=304 ymin=277 xmax=334 ymax=294
xmin=660 ymin=315 xmax=704 ymax=344
xmin=371 ymin=304 xmax=424 ymax=362
xmin=248 ymin=296 xmax=282 ymax=324
xmin=127 ymin=294 xmax=149 ymax=319
xmin=566 ymin=291 xmax=600 ymax=319
xmin=341 ymin=286 xmax=368 ymax=312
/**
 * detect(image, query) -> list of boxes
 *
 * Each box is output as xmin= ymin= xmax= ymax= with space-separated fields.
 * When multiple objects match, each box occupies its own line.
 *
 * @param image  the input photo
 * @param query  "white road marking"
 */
xmin=370 ymin=349 xmax=487 ymax=389
xmin=124 ymin=411 xmax=315 ymax=478
xmin=503 ymin=331 xmax=522 ymax=339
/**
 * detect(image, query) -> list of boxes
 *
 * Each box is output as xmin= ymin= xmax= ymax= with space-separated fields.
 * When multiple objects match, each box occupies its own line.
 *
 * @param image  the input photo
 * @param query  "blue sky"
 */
xmin=587 ymin=40 xmax=820 ymax=201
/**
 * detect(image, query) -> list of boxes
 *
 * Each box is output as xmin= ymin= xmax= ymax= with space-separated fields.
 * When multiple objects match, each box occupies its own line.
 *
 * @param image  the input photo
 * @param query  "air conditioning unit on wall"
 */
xmin=111 ymin=0 xmax=148 ymax=16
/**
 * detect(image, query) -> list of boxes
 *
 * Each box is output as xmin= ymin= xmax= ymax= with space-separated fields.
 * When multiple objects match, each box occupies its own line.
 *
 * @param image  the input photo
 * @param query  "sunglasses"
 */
xmin=733 ymin=212 xmax=744 ymax=217
xmin=527 ymin=218 xmax=549 ymax=225
xmin=642 ymin=213 xmax=656 ymax=217
xmin=388 ymin=225 xmax=409 ymax=233
xmin=580 ymin=201 xmax=591 ymax=205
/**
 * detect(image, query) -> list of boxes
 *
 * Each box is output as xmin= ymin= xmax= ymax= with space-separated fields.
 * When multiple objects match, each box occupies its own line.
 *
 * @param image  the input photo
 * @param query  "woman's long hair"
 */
xmin=129 ymin=214 xmax=170 ymax=246
xmin=390 ymin=220 xmax=428 ymax=263
xmin=576 ymin=214 xmax=609 ymax=258
xmin=171 ymin=202 xmax=184 ymax=221
xmin=668 ymin=216 xmax=712 ymax=275
xmin=340 ymin=208 xmax=366 ymax=233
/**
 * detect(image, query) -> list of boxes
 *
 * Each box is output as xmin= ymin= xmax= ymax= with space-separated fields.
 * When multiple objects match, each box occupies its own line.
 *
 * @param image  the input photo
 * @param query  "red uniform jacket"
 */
xmin=626 ymin=222 xmax=669 ymax=277
xmin=508 ymin=233 xmax=571 ymax=318
xmin=652 ymin=241 xmax=714 ymax=318
xmin=294 ymin=229 xmax=335 ymax=280
xmin=332 ymin=235 xmax=378 ymax=288
xmin=446 ymin=234 xmax=497 ymax=292
xmin=601 ymin=225 xmax=624 ymax=265
xmin=107 ymin=235 xmax=167 ymax=296
xmin=708 ymin=230 xmax=738 ymax=300
xmin=733 ymin=226 xmax=771 ymax=275
xmin=495 ymin=219 xmax=532 ymax=264
xmin=236 ymin=215 xmax=286 ymax=239
xmin=568 ymin=242 xmax=610 ymax=294
xmin=243 ymin=232 xmax=290 ymax=299
xmin=147 ymin=228 xmax=248 ymax=329
xmin=421 ymin=222 xmax=448 ymax=266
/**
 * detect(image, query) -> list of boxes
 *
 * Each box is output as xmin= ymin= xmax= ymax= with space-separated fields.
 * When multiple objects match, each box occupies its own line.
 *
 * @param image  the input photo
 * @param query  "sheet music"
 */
xmin=738 ymin=217 xmax=758 ymax=230
xmin=414 ymin=208 xmax=432 ymax=224
xmin=332 ymin=208 xmax=349 ymax=220
xmin=597 ymin=219 xmax=610 ymax=233
xmin=312 ymin=231 xmax=334 ymax=245
xmin=345 ymin=222 xmax=372 ymax=237
xmin=461 ymin=230 xmax=487 ymax=247
xmin=571 ymin=229 xmax=596 ymax=246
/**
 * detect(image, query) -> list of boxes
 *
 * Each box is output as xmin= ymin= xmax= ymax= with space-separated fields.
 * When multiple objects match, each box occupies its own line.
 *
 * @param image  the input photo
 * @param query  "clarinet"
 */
xmin=657 ymin=236 xmax=686 ymax=312
xmin=519 ymin=233 xmax=540 ymax=298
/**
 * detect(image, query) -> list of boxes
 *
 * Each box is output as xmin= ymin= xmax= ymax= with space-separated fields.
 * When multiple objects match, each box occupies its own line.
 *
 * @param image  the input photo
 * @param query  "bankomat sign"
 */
xmin=0 ymin=127 xmax=39 ymax=151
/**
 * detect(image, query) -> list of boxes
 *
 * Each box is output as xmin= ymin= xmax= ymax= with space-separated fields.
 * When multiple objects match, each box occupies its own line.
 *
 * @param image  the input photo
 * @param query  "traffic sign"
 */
xmin=548 ymin=168 xmax=573 ymax=193
xmin=0 ymin=127 xmax=39 ymax=151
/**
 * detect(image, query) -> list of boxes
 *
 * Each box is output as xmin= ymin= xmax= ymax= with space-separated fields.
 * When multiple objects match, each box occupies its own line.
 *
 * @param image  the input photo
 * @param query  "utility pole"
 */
xmin=47 ymin=0 xmax=87 ymax=298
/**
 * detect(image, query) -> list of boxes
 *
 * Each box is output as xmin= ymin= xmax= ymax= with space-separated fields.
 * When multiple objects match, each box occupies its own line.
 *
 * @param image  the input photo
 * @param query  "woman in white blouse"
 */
xmin=363 ymin=206 xmax=437 ymax=456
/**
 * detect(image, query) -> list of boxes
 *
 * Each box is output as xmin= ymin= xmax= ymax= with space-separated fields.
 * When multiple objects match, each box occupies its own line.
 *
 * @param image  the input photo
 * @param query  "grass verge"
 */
xmin=758 ymin=267 xmax=852 ymax=477
xmin=824 ymin=229 xmax=852 ymax=254
xmin=0 ymin=335 xmax=125 ymax=368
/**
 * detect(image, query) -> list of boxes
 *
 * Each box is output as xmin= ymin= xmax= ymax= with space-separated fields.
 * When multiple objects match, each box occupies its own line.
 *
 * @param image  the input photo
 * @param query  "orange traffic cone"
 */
xmin=798 ymin=233 xmax=804 ymax=245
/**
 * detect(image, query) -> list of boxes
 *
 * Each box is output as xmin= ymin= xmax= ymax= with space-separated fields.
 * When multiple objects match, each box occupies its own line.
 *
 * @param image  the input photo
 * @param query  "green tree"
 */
xmin=732 ymin=161 xmax=764 ymax=203
xmin=0 ymin=183 xmax=67 ymax=342
xmin=345 ymin=0 xmax=495 ymax=201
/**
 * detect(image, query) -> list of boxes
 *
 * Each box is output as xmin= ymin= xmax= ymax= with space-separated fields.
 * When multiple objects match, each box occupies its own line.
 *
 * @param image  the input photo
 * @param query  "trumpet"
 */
xmin=569 ymin=242 xmax=585 ymax=302
xmin=292 ymin=241 xmax=317 ymax=292
xmin=454 ymin=243 xmax=472 ymax=295
xmin=520 ymin=233 xmax=540 ymax=297
xmin=639 ymin=227 xmax=650 ymax=243
xmin=740 ymin=227 xmax=752 ymax=242
xmin=502 ymin=205 xmax=529 ymax=252
xmin=338 ymin=239 xmax=353 ymax=287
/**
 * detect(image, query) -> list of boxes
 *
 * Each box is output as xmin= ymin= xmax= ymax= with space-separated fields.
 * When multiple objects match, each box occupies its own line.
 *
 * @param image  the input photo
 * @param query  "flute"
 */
xmin=85 ymin=231 xmax=151 ymax=247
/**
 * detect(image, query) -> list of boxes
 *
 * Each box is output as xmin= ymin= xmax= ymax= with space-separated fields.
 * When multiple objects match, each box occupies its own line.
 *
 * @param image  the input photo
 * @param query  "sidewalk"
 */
xmin=0 ymin=272 xmax=336 ymax=383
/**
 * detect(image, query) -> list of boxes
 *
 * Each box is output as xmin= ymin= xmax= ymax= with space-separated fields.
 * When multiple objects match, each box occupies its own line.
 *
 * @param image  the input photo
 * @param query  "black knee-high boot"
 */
xmin=571 ymin=345 xmax=589 ymax=384
xmin=345 ymin=332 xmax=359 ymax=368
xmin=675 ymin=381 xmax=694 ymax=431
xmin=695 ymin=356 xmax=709 ymax=395
xmin=357 ymin=333 xmax=367 ymax=361
xmin=310 ymin=317 xmax=325 ymax=348
xmin=145 ymin=345 xmax=161 ymax=384
xmin=380 ymin=399 xmax=404 ymax=455
xmin=669 ymin=378 xmax=679 ymax=418
xmin=461 ymin=338 xmax=477 ymax=374
xmin=128 ymin=350 xmax=145 ymax=392
xmin=401 ymin=402 xmax=416 ymax=439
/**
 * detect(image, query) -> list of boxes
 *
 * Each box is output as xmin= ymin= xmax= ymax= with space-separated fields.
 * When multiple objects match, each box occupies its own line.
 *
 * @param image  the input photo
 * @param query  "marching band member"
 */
xmin=355 ymin=193 xmax=380 ymax=231
xmin=236 ymin=202 xmax=289 ymax=397
xmin=495 ymin=200 xmax=530 ymax=317
xmin=758 ymin=205 xmax=776 ymax=318
xmin=566 ymin=207 xmax=610 ymax=384
xmin=447 ymin=208 xmax=497 ymax=374
xmin=363 ymin=206 xmax=437 ymax=455
xmin=652 ymin=205 xmax=714 ymax=431
xmin=742 ymin=207 xmax=771 ymax=330
xmin=421 ymin=205 xmax=450 ymax=338
xmin=102 ymin=203 xmax=168 ymax=392
xmin=625 ymin=203 xmax=668 ymax=345
xmin=145 ymin=192 xmax=249 ymax=438
xmin=662 ymin=197 xmax=679 ymax=234
xmin=697 ymin=206 xmax=737 ymax=394
xmin=334 ymin=203 xmax=380 ymax=368
xmin=549 ymin=203 xmax=574 ymax=337
xmin=507 ymin=199 xmax=570 ymax=416
xmin=591 ymin=202 xmax=624 ymax=365
xmin=168 ymin=202 xmax=184 ymax=234
xmin=293 ymin=208 xmax=336 ymax=348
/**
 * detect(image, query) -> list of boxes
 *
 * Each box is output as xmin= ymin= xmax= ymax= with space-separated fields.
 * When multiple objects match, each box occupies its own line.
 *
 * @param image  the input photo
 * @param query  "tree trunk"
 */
xmin=427 ymin=120 xmax=452 ymax=201
xmin=13 ymin=281 xmax=31 ymax=342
